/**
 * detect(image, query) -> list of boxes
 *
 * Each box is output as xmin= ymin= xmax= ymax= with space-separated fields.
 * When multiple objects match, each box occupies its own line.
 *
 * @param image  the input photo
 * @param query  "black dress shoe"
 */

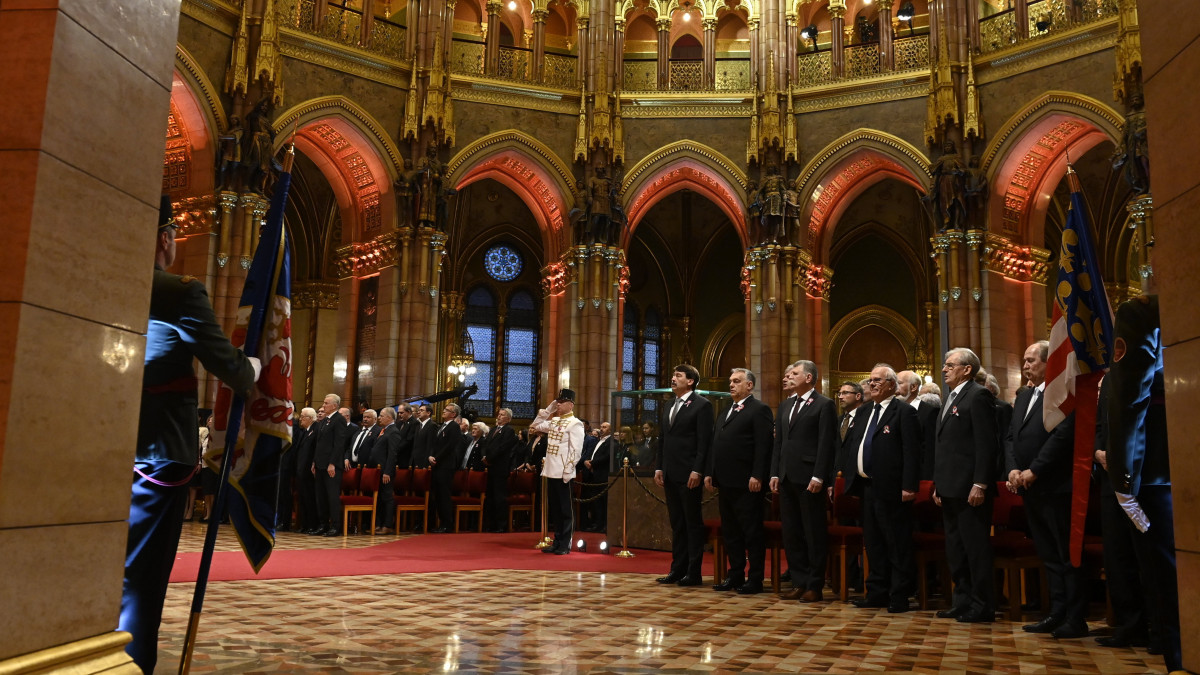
xmin=430 ymin=527 xmax=450 ymax=534
xmin=712 ymin=577 xmax=745 ymax=591
xmin=676 ymin=575 xmax=702 ymax=587
xmin=936 ymin=606 xmax=968 ymax=619
xmin=851 ymin=597 xmax=888 ymax=609
xmin=656 ymin=572 xmax=683 ymax=584
xmin=541 ymin=546 xmax=558 ymax=554
xmin=736 ymin=581 xmax=764 ymax=595
xmin=1051 ymin=622 xmax=1088 ymax=639
xmin=956 ymin=608 xmax=996 ymax=624
xmin=887 ymin=602 xmax=911 ymax=614
xmin=553 ymin=548 xmax=570 ymax=555
xmin=1023 ymin=615 xmax=1064 ymax=633
xmin=323 ymin=528 xmax=342 ymax=537
xmin=1096 ymin=635 xmax=1130 ymax=648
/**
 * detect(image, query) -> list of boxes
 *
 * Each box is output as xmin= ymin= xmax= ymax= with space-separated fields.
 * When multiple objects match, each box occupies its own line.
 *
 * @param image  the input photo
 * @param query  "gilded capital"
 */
xmin=656 ymin=17 xmax=672 ymax=32
xmin=486 ymin=0 xmax=502 ymax=14
xmin=702 ymin=17 xmax=718 ymax=31
xmin=532 ymin=9 xmax=548 ymax=23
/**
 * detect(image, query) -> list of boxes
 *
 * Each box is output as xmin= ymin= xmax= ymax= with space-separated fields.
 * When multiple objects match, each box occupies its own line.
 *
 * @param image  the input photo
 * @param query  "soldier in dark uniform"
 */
xmin=1105 ymin=295 xmax=1180 ymax=672
xmin=120 ymin=197 xmax=260 ymax=674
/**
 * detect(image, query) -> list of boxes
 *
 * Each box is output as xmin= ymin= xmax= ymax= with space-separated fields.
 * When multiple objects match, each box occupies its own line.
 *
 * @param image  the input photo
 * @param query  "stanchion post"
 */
xmin=535 ymin=458 xmax=552 ymax=549
xmin=616 ymin=457 xmax=635 ymax=558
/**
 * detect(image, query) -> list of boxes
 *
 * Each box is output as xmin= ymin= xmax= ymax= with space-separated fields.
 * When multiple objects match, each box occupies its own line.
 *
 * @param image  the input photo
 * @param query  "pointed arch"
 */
xmin=446 ymin=130 xmax=575 ymax=259
xmin=980 ymin=92 xmax=1123 ymax=245
xmin=174 ymin=45 xmax=227 ymax=136
xmin=621 ymin=140 xmax=749 ymax=246
xmin=794 ymin=129 xmax=930 ymax=262
xmin=273 ymin=97 xmax=400 ymax=243
xmin=826 ymin=304 xmax=918 ymax=373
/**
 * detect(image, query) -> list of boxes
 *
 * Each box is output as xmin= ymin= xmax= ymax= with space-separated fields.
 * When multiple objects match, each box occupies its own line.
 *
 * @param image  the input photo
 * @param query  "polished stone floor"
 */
xmin=157 ymin=522 xmax=1165 ymax=674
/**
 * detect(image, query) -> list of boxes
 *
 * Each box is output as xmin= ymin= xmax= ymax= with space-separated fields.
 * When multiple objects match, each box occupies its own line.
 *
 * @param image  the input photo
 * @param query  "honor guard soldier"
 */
xmin=120 ymin=197 xmax=261 ymax=673
xmin=530 ymin=389 xmax=585 ymax=554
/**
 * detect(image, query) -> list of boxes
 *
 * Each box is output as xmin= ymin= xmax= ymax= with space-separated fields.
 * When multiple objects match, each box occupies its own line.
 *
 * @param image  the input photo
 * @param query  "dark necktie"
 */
xmin=839 ymin=412 xmax=851 ymax=440
xmin=789 ymin=396 xmax=801 ymax=425
xmin=669 ymin=397 xmax=682 ymax=426
xmin=941 ymin=391 xmax=957 ymax=419
xmin=862 ymin=403 xmax=882 ymax=475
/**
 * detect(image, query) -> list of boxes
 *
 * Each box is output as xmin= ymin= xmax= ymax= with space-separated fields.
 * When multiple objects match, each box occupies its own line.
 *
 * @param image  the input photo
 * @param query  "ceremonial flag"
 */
xmin=1043 ymin=166 xmax=1113 ymax=567
xmin=206 ymin=168 xmax=295 ymax=572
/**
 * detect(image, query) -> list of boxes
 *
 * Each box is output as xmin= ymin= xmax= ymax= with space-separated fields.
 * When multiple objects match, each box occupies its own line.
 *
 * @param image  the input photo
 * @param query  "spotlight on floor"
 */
xmin=574 ymin=538 xmax=587 ymax=553
xmin=598 ymin=540 xmax=609 ymax=554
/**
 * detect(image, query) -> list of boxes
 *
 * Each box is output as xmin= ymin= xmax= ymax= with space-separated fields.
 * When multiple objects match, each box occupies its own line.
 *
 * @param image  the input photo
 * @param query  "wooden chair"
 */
xmin=507 ymin=470 xmax=536 ymax=531
xmin=705 ymin=518 xmax=724 ymax=584
xmin=341 ymin=468 xmax=380 ymax=536
xmin=827 ymin=475 xmax=864 ymax=601
xmin=453 ymin=469 xmax=487 ymax=533
xmin=396 ymin=468 xmax=431 ymax=533
xmin=991 ymin=482 xmax=1047 ymax=620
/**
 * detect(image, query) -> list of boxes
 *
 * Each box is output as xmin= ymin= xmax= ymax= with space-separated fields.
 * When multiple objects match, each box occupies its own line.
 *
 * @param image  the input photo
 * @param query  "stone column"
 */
xmin=0 ymin=1 xmax=181 ymax=672
xmin=703 ymin=16 xmax=717 ymax=88
xmin=293 ymin=282 xmax=342 ymax=406
xmin=742 ymin=245 xmax=814 ymax=404
xmin=362 ymin=0 xmax=376 ymax=46
xmin=532 ymin=8 xmax=548 ymax=81
xmin=577 ymin=16 xmax=590 ymax=88
xmin=613 ymin=17 xmax=625 ymax=89
xmin=485 ymin=0 xmax=502 ymax=74
xmin=748 ymin=17 xmax=760 ymax=89
xmin=829 ymin=2 xmax=846 ymax=78
xmin=785 ymin=12 xmax=798 ymax=83
xmin=656 ymin=17 xmax=671 ymax=89
xmin=1015 ymin=0 xmax=1029 ymax=39
xmin=878 ymin=0 xmax=894 ymax=70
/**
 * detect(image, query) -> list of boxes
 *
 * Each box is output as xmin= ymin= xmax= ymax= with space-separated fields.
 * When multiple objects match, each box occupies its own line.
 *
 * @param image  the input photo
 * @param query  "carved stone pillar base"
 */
xmin=0 ymin=633 xmax=140 ymax=675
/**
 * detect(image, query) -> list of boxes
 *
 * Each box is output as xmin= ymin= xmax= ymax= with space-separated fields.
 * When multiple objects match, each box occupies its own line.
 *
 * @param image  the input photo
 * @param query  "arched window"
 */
xmin=502 ymin=289 xmax=539 ymax=419
xmin=464 ymin=286 xmax=498 ymax=405
xmin=642 ymin=307 xmax=663 ymax=418
xmin=621 ymin=300 xmax=639 ymax=412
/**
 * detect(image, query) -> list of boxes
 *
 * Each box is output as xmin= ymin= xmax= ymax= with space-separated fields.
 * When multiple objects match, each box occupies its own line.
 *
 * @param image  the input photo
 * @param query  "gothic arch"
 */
xmin=981 ymin=92 xmax=1123 ymax=246
xmin=700 ymin=313 xmax=746 ymax=379
xmin=446 ymin=130 xmax=575 ymax=259
xmin=826 ymin=304 xmax=918 ymax=372
xmin=621 ymin=139 xmax=749 ymax=246
xmin=174 ymin=45 xmax=227 ymax=136
xmin=795 ymin=129 xmax=930 ymax=261
xmin=273 ymin=97 xmax=400 ymax=243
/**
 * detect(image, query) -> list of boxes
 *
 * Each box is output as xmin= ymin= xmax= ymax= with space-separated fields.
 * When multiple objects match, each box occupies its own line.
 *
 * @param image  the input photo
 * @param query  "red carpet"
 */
xmin=170 ymin=533 xmax=700 ymax=583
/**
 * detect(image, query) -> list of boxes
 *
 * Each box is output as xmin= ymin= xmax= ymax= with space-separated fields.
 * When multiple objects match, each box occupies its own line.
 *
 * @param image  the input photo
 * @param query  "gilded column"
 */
xmin=743 ymin=244 xmax=812 ymax=405
xmin=577 ymin=15 xmax=591 ymax=88
xmin=485 ymin=0 xmax=502 ymax=74
xmin=748 ymin=17 xmax=760 ymax=89
xmin=532 ymin=8 xmax=548 ymax=81
xmin=878 ymin=0 xmax=894 ymax=71
xmin=1015 ymin=0 xmax=1029 ymax=39
xmin=829 ymin=0 xmax=846 ymax=79
xmin=656 ymin=17 xmax=671 ymax=89
xmin=785 ymin=12 xmax=798 ymax=83
xmin=703 ymin=16 xmax=717 ymax=88
xmin=613 ymin=17 xmax=625 ymax=90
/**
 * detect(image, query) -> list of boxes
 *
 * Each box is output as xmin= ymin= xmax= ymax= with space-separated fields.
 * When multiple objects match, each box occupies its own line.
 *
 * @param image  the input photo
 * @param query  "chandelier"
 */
xmin=447 ymin=327 xmax=477 ymax=382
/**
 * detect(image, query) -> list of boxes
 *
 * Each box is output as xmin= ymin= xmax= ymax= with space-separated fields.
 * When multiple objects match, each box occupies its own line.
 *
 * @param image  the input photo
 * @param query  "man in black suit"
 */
xmin=411 ymin=403 xmax=436 ymax=468
xmin=428 ymin=403 xmax=466 ymax=533
xmin=770 ymin=360 xmax=839 ymax=603
xmin=313 ymin=394 xmax=350 ymax=536
xmin=1005 ymin=341 xmax=1084 ymax=638
xmin=482 ymin=408 xmax=519 ymax=532
xmin=345 ymin=408 xmax=378 ymax=469
xmin=654 ymin=364 xmax=714 ymax=587
xmin=340 ymin=406 xmax=359 ymax=467
xmin=897 ymin=370 xmax=939 ymax=480
xmin=933 ymin=348 xmax=999 ymax=623
xmin=578 ymin=421 xmax=614 ymax=532
xmin=707 ymin=368 xmax=774 ymax=594
xmin=392 ymin=403 xmax=418 ymax=469
xmin=373 ymin=406 xmax=401 ymax=534
xmin=1106 ymin=296 xmax=1180 ymax=672
xmin=841 ymin=365 xmax=921 ymax=613
xmin=291 ymin=407 xmax=319 ymax=533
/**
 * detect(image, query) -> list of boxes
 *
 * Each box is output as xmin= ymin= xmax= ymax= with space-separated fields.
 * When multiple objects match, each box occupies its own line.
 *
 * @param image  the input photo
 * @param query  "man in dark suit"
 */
xmin=578 ymin=421 xmax=614 ymax=532
xmin=654 ymin=364 xmax=714 ymax=587
xmin=411 ymin=403 xmax=436 ymax=468
xmin=1106 ymin=296 xmax=1180 ymax=672
xmin=897 ymin=370 xmax=939 ymax=480
xmin=291 ymin=407 xmax=320 ymax=534
xmin=770 ymin=360 xmax=839 ymax=603
xmin=482 ymin=407 xmax=519 ymax=532
xmin=428 ymin=403 xmax=466 ymax=533
xmin=933 ymin=347 xmax=999 ymax=623
xmin=707 ymin=368 xmax=774 ymax=594
xmin=981 ymin=371 xmax=1012 ymax=482
xmin=373 ymin=406 xmax=401 ymax=534
xmin=345 ymin=408 xmax=378 ymax=469
xmin=841 ymin=365 xmax=921 ymax=612
xmin=392 ymin=403 xmax=418 ymax=469
xmin=340 ymin=406 xmax=359 ymax=467
xmin=1005 ymin=340 xmax=1084 ymax=638
xmin=313 ymin=395 xmax=350 ymax=536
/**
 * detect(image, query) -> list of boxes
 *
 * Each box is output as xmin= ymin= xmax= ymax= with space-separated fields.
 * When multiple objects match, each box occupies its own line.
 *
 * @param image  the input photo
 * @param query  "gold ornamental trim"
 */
xmin=293 ymin=281 xmax=342 ymax=309
xmin=620 ymin=92 xmax=755 ymax=118
xmin=175 ymin=45 xmax=229 ymax=135
xmin=981 ymin=233 xmax=1052 ymax=283
xmin=279 ymin=28 xmax=410 ymax=88
xmin=181 ymin=0 xmax=239 ymax=35
xmin=979 ymin=90 xmax=1123 ymax=175
xmin=792 ymin=76 xmax=928 ymax=114
xmin=0 ymin=631 xmax=139 ymax=675
xmin=273 ymin=95 xmax=406 ymax=178
xmin=794 ymin=129 xmax=932 ymax=201
xmin=334 ymin=231 xmax=402 ymax=278
xmin=451 ymin=82 xmax=579 ymax=114
xmin=621 ymin=139 xmax=748 ymax=194
xmin=445 ymin=130 xmax=576 ymax=204
xmin=976 ymin=18 xmax=1118 ymax=85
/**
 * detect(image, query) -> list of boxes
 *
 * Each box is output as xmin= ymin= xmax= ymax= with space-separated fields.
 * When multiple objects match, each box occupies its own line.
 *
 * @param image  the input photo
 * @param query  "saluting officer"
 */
xmin=121 ymin=197 xmax=260 ymax=674
xmin=530 ymin=389 xmax=585 ymax=554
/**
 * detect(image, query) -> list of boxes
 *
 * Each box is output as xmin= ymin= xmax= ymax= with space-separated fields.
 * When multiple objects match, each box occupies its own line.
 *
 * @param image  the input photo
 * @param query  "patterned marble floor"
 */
xmin=159 ymin=524 xmax=1166 ymax=674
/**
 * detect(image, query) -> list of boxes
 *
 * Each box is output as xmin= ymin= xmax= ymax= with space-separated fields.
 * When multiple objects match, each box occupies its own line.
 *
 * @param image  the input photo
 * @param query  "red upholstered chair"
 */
xmin=508 ymin=470 xmax=536 ymax=531
xmin=453 ymin=470 xmax=488 ymax=533
xmin=827 ymin=474 xmax=864 ymax=601
xmin=762 ymin=492 xmax=785 ymax=593
xmin=396 ymin=468 xmax=430 ymax=533
xmin=340 ymin=467 xmax=361 ymax=493
xmin=991 ymin=482 xmax=1047 ymax=620
xmin=341 ymin=468 xmax=380 ymax=536
xmin=912 ymin=480 xmax=951 ymax=609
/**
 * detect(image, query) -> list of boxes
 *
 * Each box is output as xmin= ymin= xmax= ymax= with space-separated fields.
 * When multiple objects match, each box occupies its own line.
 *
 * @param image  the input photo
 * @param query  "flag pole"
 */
xmin=179 ymin=144 xmax=295 ymax=674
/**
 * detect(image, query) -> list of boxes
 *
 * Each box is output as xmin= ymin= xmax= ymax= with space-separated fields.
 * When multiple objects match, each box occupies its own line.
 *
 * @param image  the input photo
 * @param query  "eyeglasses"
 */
xmin=867 ymin=377 xmax=886 ymax=384
xmin=943 ymin=362 xmax=965 ymax=369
